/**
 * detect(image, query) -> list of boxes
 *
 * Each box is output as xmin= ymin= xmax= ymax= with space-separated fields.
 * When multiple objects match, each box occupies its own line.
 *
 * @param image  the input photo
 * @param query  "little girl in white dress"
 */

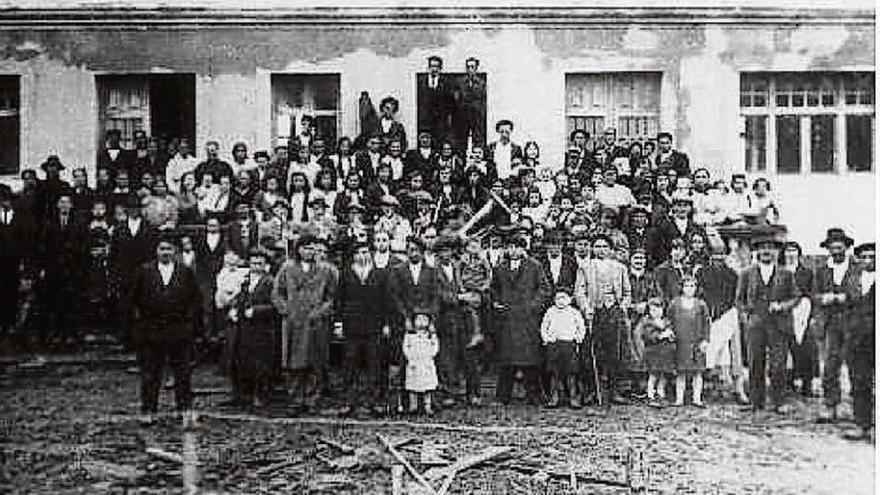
xmin=403 ymin=310 xmax=439 ymax=415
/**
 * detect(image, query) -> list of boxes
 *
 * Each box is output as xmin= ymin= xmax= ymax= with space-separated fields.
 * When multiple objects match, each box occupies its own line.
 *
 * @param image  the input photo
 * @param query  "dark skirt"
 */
xmin=644 ymin=342 xmax=676 ymax=374
xmin=230 ymin=319 xmax=276 ymax=380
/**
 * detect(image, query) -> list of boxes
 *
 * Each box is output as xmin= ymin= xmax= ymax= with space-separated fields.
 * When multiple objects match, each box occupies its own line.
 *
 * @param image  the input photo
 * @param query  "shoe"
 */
xmin=842 ymin=428 xmax=872 ymax=442
xmin=647 ymin=399 xmax=663 ymax=409
xmin=671 ymin=401 xmax=684 ymax=407
xmin=816 ymin=407 xmax=838 ymax=424
xmin=692 ymin=401 xmax=707 ymax=409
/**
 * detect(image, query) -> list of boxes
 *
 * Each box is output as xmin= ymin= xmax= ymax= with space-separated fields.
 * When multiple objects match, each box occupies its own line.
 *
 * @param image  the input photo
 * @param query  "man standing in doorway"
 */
xmin=454 ymin=57 xmax=487 ymax=150
xmin=417 ymin=55 xmax=456 ymax=143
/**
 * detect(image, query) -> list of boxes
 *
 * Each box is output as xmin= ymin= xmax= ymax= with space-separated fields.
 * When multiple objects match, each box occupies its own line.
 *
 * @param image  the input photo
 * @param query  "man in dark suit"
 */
xmin=40 ymin=192 xmax=88 ymax=347
xmin=735 ymin=235 xmax=802 ymax=414
xmin=338 ymin=241 xmax=392 ymax=416
xmin=36 ymin=155 xmax=71 ymax=221
xmin=417 ymin=55 xmax=456 ymax=143
xmin=378 ymin=96 xmax=407 ymax=152
xmin=194 ymin=214 xmax=228 ymax=347
xmin=814 ymin=228 xmax=863 ymax=423
xmin=654 ymin=132 xmax=691 ymax=177
xmin=404 ymin=131 xmax=436 ymax=180
xmin=453 ymin=57 xmax=487 ymax=150
xmin=645 ymin=195 xmax=705 ymax=268
xmin=129 ymin=231 xmax=201 ymax=424
xmin=388 ymin=236 xmax=440 ymax=412
xmin=355 ymin=134 xmax=384 ymax=185
xmin=110 ymin=195 xmax=154 ymax=348
xmin=486 ymin=119 xmax=524 ymax=183
xmin=0 ymin=185 xmax=22 ymax=340
xmin=195 ymin=140 xmax=233 ymax=185
xmin=540 ymin=231 xmax=579 ymax=309
xmin=97 ymin=129 xmax=136 ymax=176
xmin=844 ymin=242 xmax=875 ymax=441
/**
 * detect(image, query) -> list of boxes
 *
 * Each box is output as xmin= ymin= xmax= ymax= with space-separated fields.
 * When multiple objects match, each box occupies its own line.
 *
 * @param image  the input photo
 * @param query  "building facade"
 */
xmin=0 ymin=6 xmax=874 ymax=250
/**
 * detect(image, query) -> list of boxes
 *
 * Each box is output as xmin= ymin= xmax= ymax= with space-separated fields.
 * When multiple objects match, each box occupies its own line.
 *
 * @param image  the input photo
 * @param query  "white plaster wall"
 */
xmin=0 ymin=22 xmax=872 ymax=251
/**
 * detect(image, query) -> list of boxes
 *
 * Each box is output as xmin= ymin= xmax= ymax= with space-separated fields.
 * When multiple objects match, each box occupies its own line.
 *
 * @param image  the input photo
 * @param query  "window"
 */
xmin=272 ymin=74 xmax=340 ymax=149
xmin=97 ymin=74 xmax=196 ymax=150
xmin=741 ymin=72 xmax=874 ymax=174
xmin=566 ymin=72 xmax=661 ymax=146
xmin=0 ymin=76 xmax=19 ymax=174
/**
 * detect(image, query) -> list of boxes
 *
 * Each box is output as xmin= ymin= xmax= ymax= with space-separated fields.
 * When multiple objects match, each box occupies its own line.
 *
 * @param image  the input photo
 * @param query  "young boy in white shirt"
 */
xmin=540 ymin=287 xmax=586 ymax=408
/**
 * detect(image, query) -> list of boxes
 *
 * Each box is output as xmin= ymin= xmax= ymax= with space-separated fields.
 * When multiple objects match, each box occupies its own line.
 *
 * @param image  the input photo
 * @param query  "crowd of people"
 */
xmin=0 ymin=85 xmax=873 ymax=442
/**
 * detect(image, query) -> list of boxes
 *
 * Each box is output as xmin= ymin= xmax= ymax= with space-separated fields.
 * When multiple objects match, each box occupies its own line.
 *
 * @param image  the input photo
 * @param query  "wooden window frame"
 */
xmin=741 ymin=72 xmax=874 ymax=175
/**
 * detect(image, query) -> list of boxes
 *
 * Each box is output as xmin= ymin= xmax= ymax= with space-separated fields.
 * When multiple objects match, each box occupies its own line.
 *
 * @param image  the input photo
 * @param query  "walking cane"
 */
xmin=589 ymin=329 xmax=602 ymax=406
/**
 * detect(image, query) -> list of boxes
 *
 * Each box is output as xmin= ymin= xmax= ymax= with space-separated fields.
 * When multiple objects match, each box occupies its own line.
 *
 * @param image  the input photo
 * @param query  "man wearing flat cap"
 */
xmin=128 ymin=230 xmax=202 ymax=424
xmin=814 ymin=228 xmax=863 ymax=423
xmin=735 ymin=233 xmax=802 ymax=414
xmin=844 ymin=242 xmax=875 ymax=441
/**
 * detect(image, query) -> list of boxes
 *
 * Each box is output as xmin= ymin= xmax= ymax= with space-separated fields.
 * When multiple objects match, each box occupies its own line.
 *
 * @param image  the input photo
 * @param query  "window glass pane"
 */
xmin=810 ymin=115 xmax=835 ymax=173
xmin=0 ymin=75 xmax=19 ymax=174
xmin=776 ymin=94 xmax=789 ymax=107
xmin=776 ymin=115 xmax=801 ymax=174
xmin=846 ymin=115 xmax=872 ymax=172
xmin=745 ymin=116 xmax=767 ymax=172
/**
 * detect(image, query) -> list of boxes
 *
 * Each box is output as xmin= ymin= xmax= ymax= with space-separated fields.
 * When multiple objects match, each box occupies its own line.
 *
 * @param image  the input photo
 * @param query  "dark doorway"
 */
xmin=416 ymin=72 xmax=487 ymax=152
xmin=150 ymin=74 xmax=196 ymax=143
xmin=97 ymin=73 xmax=196 ymax=151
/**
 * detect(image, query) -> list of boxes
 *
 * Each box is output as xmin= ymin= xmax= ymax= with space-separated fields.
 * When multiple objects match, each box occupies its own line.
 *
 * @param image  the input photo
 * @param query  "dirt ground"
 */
xmin=0 ymin=359 xmax=874 ymax=495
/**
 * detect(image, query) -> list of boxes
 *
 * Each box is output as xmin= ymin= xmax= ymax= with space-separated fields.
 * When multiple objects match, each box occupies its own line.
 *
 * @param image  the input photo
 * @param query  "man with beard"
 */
xmin=491 ymin=232 xmax=549 ymax=406
xmin=735 ymin=234 xmax=801 ymax=414
xmin=338 ymin=241 xmax=391 ymax=417
xmin=814 ymin=228 xmax=862 ymax=423
xmin=129 ymin=231 xmax=201 ymax=425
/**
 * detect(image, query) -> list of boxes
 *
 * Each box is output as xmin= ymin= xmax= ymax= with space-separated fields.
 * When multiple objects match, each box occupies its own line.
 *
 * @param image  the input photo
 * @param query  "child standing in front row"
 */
xmin=638 ymin=297 xmax=675 ymax=407
xmin=540 ymin=287 xmax=586 ymax=408
xmin=668 ymin=276 xmax=711 ymax=408
xmin=403 ymin=309 xmax=440 ymax=415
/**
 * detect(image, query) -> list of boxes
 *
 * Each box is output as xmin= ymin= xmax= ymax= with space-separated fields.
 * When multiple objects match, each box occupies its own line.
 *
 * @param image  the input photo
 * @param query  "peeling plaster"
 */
xmin=0 ymin=27 xmax=457 ymax=75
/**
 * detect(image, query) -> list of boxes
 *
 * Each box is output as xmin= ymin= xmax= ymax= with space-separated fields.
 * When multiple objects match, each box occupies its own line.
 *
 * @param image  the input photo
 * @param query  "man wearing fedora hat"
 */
xmin=35 ymin=154 xmax=71 ymax=221
xmin=844 ymin=242 xmax=875 ymax=441
xmin=814 ymin=227 xmax=862 ymax=423
xmin=735 ymin=233 xmax=802 ymax=413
